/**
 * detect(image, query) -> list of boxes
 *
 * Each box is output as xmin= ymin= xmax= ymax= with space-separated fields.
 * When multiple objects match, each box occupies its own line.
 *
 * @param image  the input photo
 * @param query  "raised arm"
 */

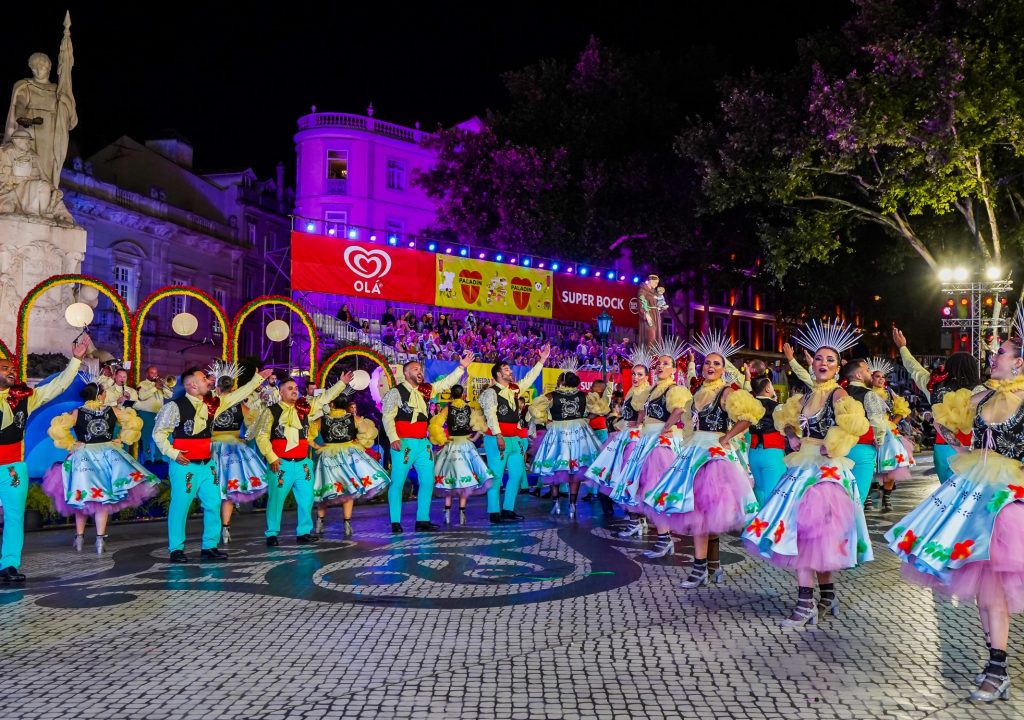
xmin=28 ymin=335 xmax=89 ymax=413
xmin=213 ymin=371 xmax=271 ymax=416
xmin=892 ymin=327 xmax=932 ymax=401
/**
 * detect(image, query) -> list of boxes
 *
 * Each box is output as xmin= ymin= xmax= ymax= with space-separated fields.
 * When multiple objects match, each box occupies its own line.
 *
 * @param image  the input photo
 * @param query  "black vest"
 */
xmin=621 ymin=396 xmax=640 ymax=424
xmin=321 ymin=412 xmax=356 ymax=444
xmin=973 ymin=392 xmax=1024 ymax=459
xmin=489 ymin=385 xmax=521 ymax=425
xmin=694 ymin=387 xmax=730 ymax=433
xmin=172 ymin=396 xmax=213 ymax=440
xmin=395 ymin=385 xmax=429 ymax=422
xmin=269 ymin=403 xmax=308 ymax=440
xmin=750 ymin=397 xmax=779 ymax=436
xmin=75 ymin=406 xmax=117 ymax=444
xmin=549 ymin=391 xmax=587 ymax=421
xmin=447 ymin=404 xmax=474 ymax=437
xmin=801 ymin=389 xmax=839 ymax=440
xmin=0 ymin=394 xmax=30 ymax=445
xmin=212 ymin=402 xmax=243 ymax=432
xmin=644 ymin=384 xmax=673 ymax=421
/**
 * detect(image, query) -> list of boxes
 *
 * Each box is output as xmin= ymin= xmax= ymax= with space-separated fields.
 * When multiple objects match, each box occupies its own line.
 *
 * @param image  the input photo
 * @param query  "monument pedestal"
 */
xmin=0 ymin=214 xmax=87 ymax=355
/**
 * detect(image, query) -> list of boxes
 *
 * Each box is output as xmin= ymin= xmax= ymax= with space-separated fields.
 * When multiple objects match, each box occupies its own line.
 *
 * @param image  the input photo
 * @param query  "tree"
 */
xmin=679 ymin=0 xmax=1024 ymax=274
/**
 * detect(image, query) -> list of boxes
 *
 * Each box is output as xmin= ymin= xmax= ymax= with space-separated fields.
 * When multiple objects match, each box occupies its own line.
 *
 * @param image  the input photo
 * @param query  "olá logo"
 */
xmin=343 ymin=246 xmax=393 ymax=295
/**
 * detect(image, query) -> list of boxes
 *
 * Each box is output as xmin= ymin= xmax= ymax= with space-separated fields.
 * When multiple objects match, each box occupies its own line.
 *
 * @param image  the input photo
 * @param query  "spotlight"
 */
xmin=369 ymin=234 xmax=377 ymax=242
xmin=305 ymin=222 xmax=316 ymax=232
xmin=938 ymin=268 xmax=953 ymax=282
xmin=580 ymin=267 xmax=589 ymax=276
xmin=478 ymin=252 xmax=486 ymax=259
xmin=986 ymin=265 xmax=1002 ymax=280
xmin=632 ymin=276 xmax=640 ymax=283
xmin=459 ymin=247 xmax=469 ymax=257
xmin=408 ymin=241 xmax=416 ymax=248
xmin=427 ymin=242 xmax=437 ymax=251
xmin=495 ymin=254 xmax=503 ymax=262
xmin=327 ymin=227 xmax=336 ymax=236
xmin=606 ymin=271 xmax=615 ymax=280
xmin=510 ymin=257 xmax=517 ymax=264
xmin=388 ymin=235 xmax=398 ymax=246
xmin=619 ymin=275 xmax=626 ymax=281
xmin=551 ymin=262 xmax=559 ymax=271
xmin=523 ymin=258 xmax=531 ymax=267
xmin=953 ymin=267 xmax=969 ymax=281
xmin=445 ymin=247 xmax=452 ymax=254
xmin=567 ymin=267 xmax=574 ymax=273
xmin=347 ymin=229 xmax=359 ymax=240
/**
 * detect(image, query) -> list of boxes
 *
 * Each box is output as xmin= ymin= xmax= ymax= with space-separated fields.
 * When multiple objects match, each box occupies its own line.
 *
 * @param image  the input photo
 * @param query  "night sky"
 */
xmin=3 ymin=2 xmax=850 ymax=179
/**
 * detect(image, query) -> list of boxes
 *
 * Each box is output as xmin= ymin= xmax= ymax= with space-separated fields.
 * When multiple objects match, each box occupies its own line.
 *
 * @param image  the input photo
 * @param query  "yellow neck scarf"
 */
xmin=278 ymin=402 xmax=304 ymax=451
xmin=185 ymin=393 xmax=209 ymax=436
xmin=403 ymin=382 xmax=429 ymax=421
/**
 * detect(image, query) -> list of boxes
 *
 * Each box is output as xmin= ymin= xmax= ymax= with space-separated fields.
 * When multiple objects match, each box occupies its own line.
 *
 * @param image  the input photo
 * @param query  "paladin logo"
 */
xmin=343 ymin=246 xmax=392 ymax=295
xmin=343 ymin=246 xmax=393 ymax=280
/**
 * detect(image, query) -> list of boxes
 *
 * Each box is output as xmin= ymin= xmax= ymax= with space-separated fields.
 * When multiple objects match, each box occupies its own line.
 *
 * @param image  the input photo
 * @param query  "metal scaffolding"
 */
xmin=940 ymin=277 xmax=1013 ymax=371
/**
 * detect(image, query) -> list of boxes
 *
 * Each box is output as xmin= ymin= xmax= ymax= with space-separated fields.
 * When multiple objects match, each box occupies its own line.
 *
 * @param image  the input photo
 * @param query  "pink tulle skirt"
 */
xmin=42 ymin=462 xmax=158 ymax=517
xmin=636 ymin=447 xmax=678 ymax=528
xmin=902 ymin=502 xmax=1024 ymax=614
xmin=662 ymin=461 xmax=754 ymax=536
xmin=763 ymin=482 xmax=857 ymax=573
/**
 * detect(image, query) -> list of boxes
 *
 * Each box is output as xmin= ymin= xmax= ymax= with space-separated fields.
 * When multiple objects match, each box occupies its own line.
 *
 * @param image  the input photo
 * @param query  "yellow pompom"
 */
xmin=666 ymin=385 xmax=693 ymax=413
xmin=833 ymin=395 xmax=869 ymax=437
xmin=725 ymin=388 xmax=765 ymax=424
xmin=773 ymin=395 xmax=804 ymax=435
xmin=356 ymin=417 xmax=378 ymax=449
xmin=428 ymin=410 xmax=449 ymax=447
xmin=824 ymin=425 xmax=860 ymax=458
xmin=933 ymin=388 xmax=975 ymax=435
xmin=891 ymin=395 xmax=911 ymax=421
xmin=47 ymin=412 xmax=76 ymax=450
xmin=116 ymin=407 xmax=144 ymax=445
xmin=529 ymin=394 xmax=552 ymax=424
xmin=470 ymin=407 xmax=488 ymax=434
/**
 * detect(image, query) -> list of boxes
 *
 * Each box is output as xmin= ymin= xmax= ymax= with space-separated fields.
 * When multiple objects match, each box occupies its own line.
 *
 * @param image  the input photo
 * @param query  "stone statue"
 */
xmin=3 ymin=12 xmax=77 ymax=190
xmin=0 ymin=129 xmax=73 ymax=223
xmin=637 ymin=274 xmax=665 ymax=345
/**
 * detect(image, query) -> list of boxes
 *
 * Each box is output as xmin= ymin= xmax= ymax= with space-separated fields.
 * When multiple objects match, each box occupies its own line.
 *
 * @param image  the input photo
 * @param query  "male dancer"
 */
xmin=153 ymin=366 xmax=271 ymax=562
xmin=841 ymin=359 xmax=890 ymax=506
xmin=479 ymin=344 xmax=550 ymax=524
xmin=136 ymin=366 xmax=174 ymax=462
xmin=382 ymin=352 xmax=474 ymax=533
xmin=0 ymin=335 xmax=89 ymax=581
xmin=254 ymin=371 xmax=353 ymax=546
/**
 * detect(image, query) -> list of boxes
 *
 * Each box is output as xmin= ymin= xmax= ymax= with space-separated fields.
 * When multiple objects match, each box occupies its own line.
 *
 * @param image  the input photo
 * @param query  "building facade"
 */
xmin=60 ymin=135 xmax=292 ymax=374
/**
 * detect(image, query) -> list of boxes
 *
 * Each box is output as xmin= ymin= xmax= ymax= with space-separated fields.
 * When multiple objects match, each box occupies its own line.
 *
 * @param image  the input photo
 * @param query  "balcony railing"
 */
xmin=297 ymin=112 xmax=433 ymax=145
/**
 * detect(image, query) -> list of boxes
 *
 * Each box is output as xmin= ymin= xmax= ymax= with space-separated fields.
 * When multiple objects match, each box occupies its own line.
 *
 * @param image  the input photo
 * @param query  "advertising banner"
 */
xmin=423 ymin=360 xmax=542 ymax=406
xmin=541 ymin=369 xmax=621 ymax=395
xmin=290 ymin=232 xmax=435 ymax=304
xmin=435 ymin=256 xmax=553 ymax=318
xmin=551 ymin=274 xmax=636 ymax=328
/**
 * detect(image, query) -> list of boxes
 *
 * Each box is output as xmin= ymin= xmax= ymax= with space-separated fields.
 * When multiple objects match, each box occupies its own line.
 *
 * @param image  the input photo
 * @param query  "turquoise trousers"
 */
xmin=847 ymin=443 xmax=878 ymax=504
xmin=168 ymin=460 xmax=221 ymax=552
xmin=265 ymin=458 xmax=315 ymax=537
xmin=748 ymin=448 xmax=786 ymax=506
xmin=387 ymin=438 xmax=434 ymax=523
xmin=484 ymin=435 xmax=527 ymax=513
xmin=0 ymin=462 xmax=29 ymax=569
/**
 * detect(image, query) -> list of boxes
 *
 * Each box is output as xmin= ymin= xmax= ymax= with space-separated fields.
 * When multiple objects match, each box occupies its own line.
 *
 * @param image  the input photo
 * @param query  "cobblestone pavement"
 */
xmin=2 ymin=458 xmax=1021 ymax=719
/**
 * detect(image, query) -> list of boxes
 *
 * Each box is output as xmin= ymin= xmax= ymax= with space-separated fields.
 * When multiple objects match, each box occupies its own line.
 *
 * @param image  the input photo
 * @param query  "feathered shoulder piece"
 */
xmin=207 ymin=361 xmax=242 ymax=383
xmin=650 ymin=335 xmax=688 ymax=362
xmin=867 ymin=356 xmax=894 ymax=377
xmin=691 ymin=329 xmax=742 ymax=361
xmin=793 ymin=319 xmax=861 ymax=355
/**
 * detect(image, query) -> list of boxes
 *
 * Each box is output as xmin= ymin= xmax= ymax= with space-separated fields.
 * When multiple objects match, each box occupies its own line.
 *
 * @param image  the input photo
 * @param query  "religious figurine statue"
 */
xmin=0 ymin=128 xmax=74 ymax=224
xmin=3 ymin=12 xmax=77 ymax=190
xmin=637 ymin=274 xmax=665 ymax=345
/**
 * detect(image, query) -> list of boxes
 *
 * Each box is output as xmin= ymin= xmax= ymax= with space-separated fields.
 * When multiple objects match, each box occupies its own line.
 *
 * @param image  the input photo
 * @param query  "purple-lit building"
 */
xmin=61 ymin=134 xmax=293 ymax=374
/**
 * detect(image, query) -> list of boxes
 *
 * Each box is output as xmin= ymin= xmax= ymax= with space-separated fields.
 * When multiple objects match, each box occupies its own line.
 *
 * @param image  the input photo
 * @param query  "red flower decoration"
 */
xmin=773 ymin=520 xmax=785 ymax=544
xmin=129 ymin=471 xmax=144 ymax=482
xmin=74 ymin=489 xmax=83 ymax=501
xmin=656 ymin=492 xmax=668 ymax=507
xmin=747 ymin=518 xmax=769 ymax=538
xmin=90 ymin=488 xmax=104 ymax=499
xmin=568 ymin=459 xmax=580 ymax=470
xmin=629 ymin=429 xmax=641 ymax=440
xmin=333 ymin=481 xmax=344 ymax=492
xmin=434 ymin=475 xmax=445 ymax=484
xmin=897 ymin=529 xmax=918 ymax=555
xmin=249 ymin=476 xmax=261 ymax=487
xmin=709 ymin=446 xmax=726 ymax=458
xmin=895 ymin=454 xmax=905 ymax=464
xmin=360 ymin=475 xmax=373 ymax=487
xmin=227 ymin=479 xmax=239 ymax=491
xmin=658 ymin=435 xmax=672 ymax=446
xmin=951 ymin=539 xmax=975 ymax=561
xmin=1009 ymin=485 xmax=1024 ymax=500
xmin=819 ymin=465 xmax=840 ymax=480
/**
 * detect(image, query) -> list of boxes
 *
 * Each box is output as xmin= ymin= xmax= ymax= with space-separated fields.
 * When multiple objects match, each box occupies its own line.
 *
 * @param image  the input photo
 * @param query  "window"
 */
xmin=112 ymin=264 xmax=136 ymax=309
xmin=171 ymin=279 xmax=188 ymax=317
xmin=325 ymin=210 xmax=348 ymax=237
xmin=386 ymin=159 xmax=406 ymax=190
xmin=386 ymin=218 xmax=404 ymax=243
xmin=326 ymin=150 xmax=348 ymax=193
xmin=711 ymin=314 xmax=727 ymax=333
xmin=762 ymin=323 xmax=776 ymax=352
xmin=247 ymin=221 xmax=257 ymax=245
xmin=738 ymin=318 xmax=752 ymax=347
xmin=212 ymin=288 xmax=227 ymax=334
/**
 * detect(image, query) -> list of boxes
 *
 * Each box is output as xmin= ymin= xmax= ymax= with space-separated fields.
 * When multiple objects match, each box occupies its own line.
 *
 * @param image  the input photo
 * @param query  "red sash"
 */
xmin=935 ymin=430 xmax=972 ymax=446
xmin=395 ymin=420 xmax=429 ymax=439
xmin=172 ymin=437 xmax=212 ymax=461
xmin=0 ymin=442 xmax=23 ymax=465
xmin=751 ymin=432 xmax=785 ymax=450
xmin=589 ymin=417 xmax=608 ymax=430
xmin=487 ymin=422 xmax=527 ymax=439
xmin=271 ymin=438 xmax=309 ymax=460
xmin=858 ymin=428 xmax=875 ymax=445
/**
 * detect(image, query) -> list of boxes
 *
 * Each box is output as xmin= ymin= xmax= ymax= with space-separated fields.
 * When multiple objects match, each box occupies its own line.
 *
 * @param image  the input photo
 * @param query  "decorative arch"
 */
xmin=132 ymin=286 xmax=231 ymax=383
xmin=231 ymin=295 xmax=318 ymax=377
xmin=16 ymin=274 xmax=131 ymax=380
xmin=0 ymin=339 xmax=10 ymax=361
xmin=318 ymin=345 xmax=396 ymax=388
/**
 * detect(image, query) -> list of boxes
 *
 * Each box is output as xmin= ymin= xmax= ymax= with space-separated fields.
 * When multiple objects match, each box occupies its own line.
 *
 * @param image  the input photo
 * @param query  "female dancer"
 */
xmin=430 ymin=385 xmax=492 ymax=525
xmin=886 ymin=316 xmax=1024 ymax=703
xmin=892 ymin=327 xmax=982 ymax=483
xmin=311 ymin=395 xmax=389 ymax=537
xmin=530 ymin=359 xmax=604 ymax=519
xmin=587 ymin=346 xmax=652 ymax=535
xmin=747 ymin=374 xmax=786 ymax=506
xmin=208 ymin=363 xmax=269 ymax=543
xmin=741 ymin=320 xmax=873 ymax=626
xmin=44 ymin=380 xmax=158 ymax=554
xmin=612 ymin=337 xmax=691 ymax=557
xmin=643 ymin=331 xmax=763 ymax=588
xmin=868 ymin=357 xmax=914 ymax=512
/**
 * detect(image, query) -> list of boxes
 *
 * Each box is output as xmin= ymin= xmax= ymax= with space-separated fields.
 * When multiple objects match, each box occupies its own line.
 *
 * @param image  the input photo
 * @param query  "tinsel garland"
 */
xmin=318 ymin=345 xmax=396 ymax=388
xmin=230 ymin=295 xmax=318 ymax=378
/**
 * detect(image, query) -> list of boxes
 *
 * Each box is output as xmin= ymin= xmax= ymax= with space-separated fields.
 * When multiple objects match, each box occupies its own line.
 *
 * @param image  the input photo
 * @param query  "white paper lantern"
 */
xmin=266 ymin=319 xmax=290 ymax=342
xmin=171 ymin=312 xmax=199 ymax=336
xmin=349 ymin=369 xmax=371 ymax=391
xmin=64 ymin=302 xmax=94 ymax=328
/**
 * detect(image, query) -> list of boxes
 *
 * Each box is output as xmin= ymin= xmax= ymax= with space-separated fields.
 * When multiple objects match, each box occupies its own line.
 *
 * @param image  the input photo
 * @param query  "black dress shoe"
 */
xmin=169 ymin=550 xmax=188 ymax=564
xmin=0 ymin=566 xmax=26 ymax=582
xmin=296 ymin=534 xmax=320 ymax=544
xmin=489 ymin=512 xmax=504 ymax=524
xmin=200 ymin=548 xmax=227 ymax=560
xmin=391 ymin=522 xmax=403 ymax=534
xmin=500 ymin=509 xmax=525 ymax=522
xmin=414 ymin=521 xmax=440 ymax=532
xmin=266 ymin=536 xmax=280 ymax=547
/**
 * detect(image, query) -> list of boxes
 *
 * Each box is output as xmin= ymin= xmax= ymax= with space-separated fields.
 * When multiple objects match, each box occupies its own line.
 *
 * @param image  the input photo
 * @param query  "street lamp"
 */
xmin=596 ymin=311 xmax=612 ymax=380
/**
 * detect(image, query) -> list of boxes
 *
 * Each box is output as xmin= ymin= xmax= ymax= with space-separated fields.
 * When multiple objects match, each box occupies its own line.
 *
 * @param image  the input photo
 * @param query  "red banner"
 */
xmin=290 ymin=232 xmax=435 ymax=304
xmin=552 ymin=274 xmax=636 ymax=328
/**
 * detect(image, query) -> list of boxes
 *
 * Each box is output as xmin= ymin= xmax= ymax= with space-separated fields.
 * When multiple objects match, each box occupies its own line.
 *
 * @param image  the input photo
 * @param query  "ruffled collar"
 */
xmin=450 ymin=399 xmax=467 ymax=408
xmin=986 ymin=376 xmax=1024 ymax=395
xmin=83 ymin=400 xmax=104 ymax=411
xmin=699 ymin=378 xmax=726 ymax=393
xmin=812 ymin=378 xmax=840 ymax=394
